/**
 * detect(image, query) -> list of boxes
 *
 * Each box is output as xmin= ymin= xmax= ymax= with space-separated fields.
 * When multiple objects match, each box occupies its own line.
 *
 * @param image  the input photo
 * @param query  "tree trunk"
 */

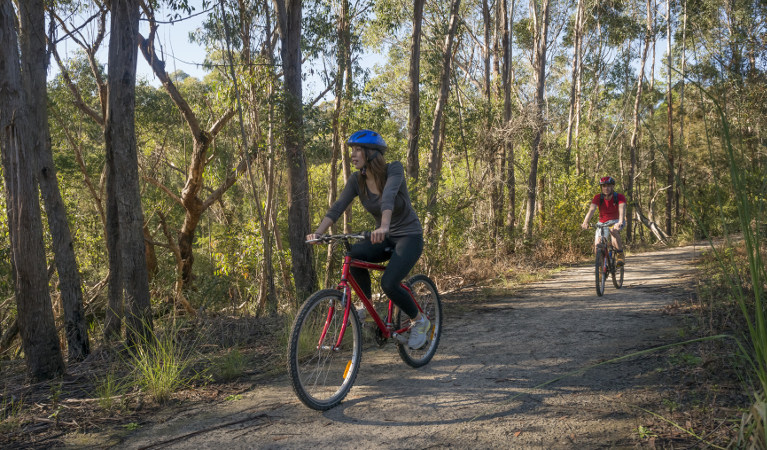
xmin=425 ymin=0 xmax=462 ymax=234
xmin=678 ymin=0 xmax=687 ymax=226
xmin=665 ymin=0 xmax=674 ymax=236
xmin=504 ymin=0 xmax=516 ymax=237
xmin=565 ymin=0 xmax=583 ymax=170
xmin=0 ymin=0 xmax=65 ymax=380
xmin=104 ymin=169 xmax=123 ymax=341
xmin=522 ymin=0 xmax=550 ymax=241
xmin=482 ymin=0 xmax=500 ymax=242
xmin=19 ymin=0 xmax=89 ymax=361
xmin=106 ymin=0 xmax=153 ymax=346
xmin=572 ymin=7 xmax=585 ymax=177
xmin=326 ymin=0 xmax=349 ymax=288
xmin=254 ymin=0 xmax=278 ymax=312
xmin=626 ymin=0 xmax=653 ymax=243
xmin=406 ymin=0 xmax=426 ymax=180
xmin=273 ymin=0 xmax=317 ymax=300
xmin=342 ymin=16 xmax=353 ymax=233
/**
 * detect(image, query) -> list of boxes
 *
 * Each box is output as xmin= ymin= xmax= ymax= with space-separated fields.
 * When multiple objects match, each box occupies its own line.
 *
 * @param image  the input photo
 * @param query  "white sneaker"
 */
xmin=407 ymin=316 xmax=431 ymax=349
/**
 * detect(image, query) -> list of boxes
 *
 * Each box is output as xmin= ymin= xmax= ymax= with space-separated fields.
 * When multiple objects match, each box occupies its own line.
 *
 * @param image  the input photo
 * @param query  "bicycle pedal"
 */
xmin=392 ymin=333 xmax=409 ymax=345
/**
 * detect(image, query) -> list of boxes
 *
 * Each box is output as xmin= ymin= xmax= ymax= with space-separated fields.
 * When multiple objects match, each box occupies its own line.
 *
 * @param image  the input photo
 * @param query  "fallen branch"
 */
xmin=634 ymin=203 xmax=671 ymax=245
xmin=441 ymin=283 xmax=478 ymax=296
xmin=33 ymin=417 xmax=79 ymax=426
xmin=0 ymin=319 xmax=19 ymax=355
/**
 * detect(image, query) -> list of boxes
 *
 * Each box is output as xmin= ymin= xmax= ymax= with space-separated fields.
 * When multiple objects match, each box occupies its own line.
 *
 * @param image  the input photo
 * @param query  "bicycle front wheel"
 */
xmin=595 ymin=248 xmax=606 ymax=296
xmin=612 ymin=260 xmax=624 ymax=289
xmin=287 ymin=289 xmax=362 ymax=410
xmin=396 ymin=275 xmax=443 ymax=368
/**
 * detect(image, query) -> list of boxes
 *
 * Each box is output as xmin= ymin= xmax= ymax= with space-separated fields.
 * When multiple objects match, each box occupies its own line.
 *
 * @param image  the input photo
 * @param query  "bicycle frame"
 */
xmin=322 ymin=253 xmax=423 ymax=351
xmin=598 ymin=235 xmax=612 ymax=272
xmin=595 ymin=220 xmax=618 ymax=271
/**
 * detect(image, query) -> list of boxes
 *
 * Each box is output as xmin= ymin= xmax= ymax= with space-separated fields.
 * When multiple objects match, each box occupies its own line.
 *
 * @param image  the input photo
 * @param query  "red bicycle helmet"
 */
xmin=599 ymin=176 xmax=616 ymax=185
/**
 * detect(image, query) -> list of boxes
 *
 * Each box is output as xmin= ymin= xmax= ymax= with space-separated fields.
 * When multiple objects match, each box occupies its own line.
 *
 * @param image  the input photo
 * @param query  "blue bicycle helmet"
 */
xmin=346 ymin=129 xmax=387 ymax=153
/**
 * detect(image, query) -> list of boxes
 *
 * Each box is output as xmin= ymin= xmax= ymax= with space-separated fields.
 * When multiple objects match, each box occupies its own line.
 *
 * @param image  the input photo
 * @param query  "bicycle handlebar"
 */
xmin=306 ymin=232 xmax=368 ymax=244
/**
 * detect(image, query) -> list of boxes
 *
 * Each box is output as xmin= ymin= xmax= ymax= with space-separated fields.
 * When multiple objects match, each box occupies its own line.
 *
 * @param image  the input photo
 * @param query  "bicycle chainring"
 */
xmin=374 ymin=327 xmax=388 ymax=347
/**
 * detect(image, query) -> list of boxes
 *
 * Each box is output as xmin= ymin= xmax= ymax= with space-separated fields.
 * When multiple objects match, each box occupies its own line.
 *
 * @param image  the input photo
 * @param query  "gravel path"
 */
xmin=106 ymin=244 xmax=703 ymax=449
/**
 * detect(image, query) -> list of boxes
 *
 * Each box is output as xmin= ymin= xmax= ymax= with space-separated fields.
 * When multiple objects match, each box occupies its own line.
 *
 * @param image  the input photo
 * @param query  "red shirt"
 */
xmin=591 ymin=192 xmax=626 ymax=222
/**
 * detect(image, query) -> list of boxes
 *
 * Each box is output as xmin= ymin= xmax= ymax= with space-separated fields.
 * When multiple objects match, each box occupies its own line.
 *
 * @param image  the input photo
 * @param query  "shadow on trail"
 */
xmin=320 ymin=246 xmax=692 ymax=428
xmin=121 ymin=244 xmax=705 ymax=448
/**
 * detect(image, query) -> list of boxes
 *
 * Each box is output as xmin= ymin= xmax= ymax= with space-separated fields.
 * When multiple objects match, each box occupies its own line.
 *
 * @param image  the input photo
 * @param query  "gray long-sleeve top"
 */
xmin=325 ymin=161 xmax=423 ymax=237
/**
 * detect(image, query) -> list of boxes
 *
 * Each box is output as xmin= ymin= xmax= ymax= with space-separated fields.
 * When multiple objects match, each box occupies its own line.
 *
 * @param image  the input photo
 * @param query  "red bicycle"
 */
xmin=287 ymin=233 xmax=443 ymax=410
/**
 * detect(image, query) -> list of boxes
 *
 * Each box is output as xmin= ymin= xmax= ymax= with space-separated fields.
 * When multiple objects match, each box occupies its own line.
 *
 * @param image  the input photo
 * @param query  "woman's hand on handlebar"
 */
xmin=581 ymin=221 xmax=590 ymax=230
xmin=307 ymin=217 xmax=334 ymax=243
xmin=370 ymin=226 xmax=389 ymax=244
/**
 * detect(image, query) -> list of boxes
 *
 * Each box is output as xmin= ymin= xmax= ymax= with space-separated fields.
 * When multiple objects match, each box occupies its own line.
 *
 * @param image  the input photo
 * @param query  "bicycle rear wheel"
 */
xmin=595 ymin=247 xmax=606 ymax=296
xmin=395 ymin=275 xmax=442 ymax=368
xmin=287 ymin=289 xmax=362 ymax=410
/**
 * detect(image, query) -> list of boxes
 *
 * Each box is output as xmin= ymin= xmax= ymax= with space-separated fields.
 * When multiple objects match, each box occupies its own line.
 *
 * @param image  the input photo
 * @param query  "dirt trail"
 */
xmin=95 ymin=244 xmax=704 ymax=448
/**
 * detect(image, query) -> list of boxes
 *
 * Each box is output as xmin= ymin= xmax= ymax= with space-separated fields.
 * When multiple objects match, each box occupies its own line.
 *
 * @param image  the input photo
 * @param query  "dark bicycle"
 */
xmin=287 ymin=233 xmax=442 ymax=410
xmin=593 ymin=220 xmax=624 ymax=296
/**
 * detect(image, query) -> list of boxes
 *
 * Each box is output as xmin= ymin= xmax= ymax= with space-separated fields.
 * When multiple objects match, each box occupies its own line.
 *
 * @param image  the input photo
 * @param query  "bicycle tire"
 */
xmin=595 ymin=247 xmax=606 ymax=296
xmin=612 ymin=261 xmax=624 ymax=289
xmin=287 ymin=289 xmax=362 ymax=410
xmin=395 ymin=275 xmax=443 ymax=368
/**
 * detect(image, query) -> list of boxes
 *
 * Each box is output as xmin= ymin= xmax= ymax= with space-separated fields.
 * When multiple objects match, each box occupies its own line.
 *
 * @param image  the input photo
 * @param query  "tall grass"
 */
xmin=683 ymin=76 xmax=767 ymax=444
xmin=123 ymin=321 xmax=200 ymax=404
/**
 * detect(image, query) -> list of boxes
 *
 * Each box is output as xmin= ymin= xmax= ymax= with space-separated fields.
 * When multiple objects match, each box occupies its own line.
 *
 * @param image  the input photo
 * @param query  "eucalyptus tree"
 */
xmin=105 ymin=0 xmax=154 ymax=345
xmin=19 ymin=0 xmax=90 ymax=361
xmin=0 ymin=0 xmax=65 ymax=380
xmin=136 ymin=2 xmax=241 ymax=309
xmin=665 ymin=0 xmax=673 ymax=236
xmin=321 ymin=0 xmax=352 ymax=286
xmin=502 ymin=0 xmax=516 ymax=237
xmin=273 ymin=0 xmax=318 ymax=300
xmin=685 ymin=0 xmax=767 ymax=180
xmin=522 ymin=0 xmax=551 ymax=241
xmin=407 ymin=0 xmax=427 ymax=180
xmin=625 ymin=0 xmax=654 ymax=243
xmin=219 ymin=0 xmax=281 ymax=310
xmin=46 ymin=2 xmax=124 ymax=338
xmin=425 ymin=0 xmax=462 ymax=234
xmin=564 ymin=0 xmax=585 ymax=171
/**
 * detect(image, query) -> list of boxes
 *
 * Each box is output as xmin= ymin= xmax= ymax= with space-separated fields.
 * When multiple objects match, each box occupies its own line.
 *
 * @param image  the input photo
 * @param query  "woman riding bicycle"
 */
xmin=581 ymin=176 xmax=627 ymax=266
xmin=306 ymin=129 xmax=430 ymax=349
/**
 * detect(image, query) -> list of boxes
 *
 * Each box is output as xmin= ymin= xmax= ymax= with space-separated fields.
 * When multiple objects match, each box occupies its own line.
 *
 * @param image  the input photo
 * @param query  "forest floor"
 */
xmin=1 ymin=242 xmax=750 ymax=448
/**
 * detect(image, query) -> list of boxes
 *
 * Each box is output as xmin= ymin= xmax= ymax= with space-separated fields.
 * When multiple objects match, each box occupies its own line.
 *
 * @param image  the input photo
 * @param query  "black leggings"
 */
xmin=348 ymin=234 xmax=423 ymax=319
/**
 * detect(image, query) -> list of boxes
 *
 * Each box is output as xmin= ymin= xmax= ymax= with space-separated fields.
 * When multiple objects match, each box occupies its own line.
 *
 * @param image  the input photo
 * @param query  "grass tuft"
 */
xmin=124 ymin=322 xmax=199 ymax=404
xmin=212 ymin=347 xmax=245 ymax=381
xmin=0 ymin=394 xmax=24 ymax=434
xmin=737 ymin=394 xmax=766 ymax=448
xmin=95 ymin=370 xmax=129 ymax=411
